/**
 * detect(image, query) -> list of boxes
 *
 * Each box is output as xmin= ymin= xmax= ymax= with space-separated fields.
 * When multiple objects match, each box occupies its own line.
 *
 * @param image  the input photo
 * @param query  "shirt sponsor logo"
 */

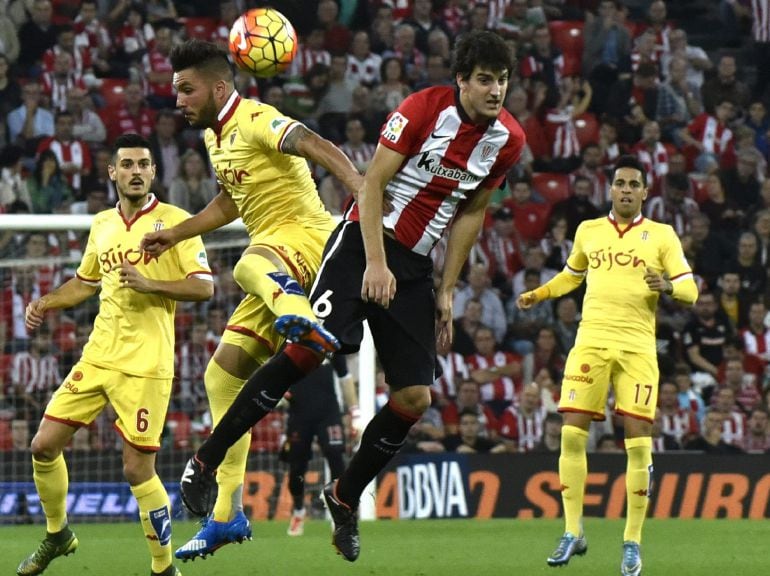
xmin=382 ymin=112 xmax=408 ymax=142
xmin=215 ymin=166 xmax=249 ymax=186
xmin=588 ymin=248 xmax=647 ymax=270
xmin=416 ymin=152 xmax=480 ymax=183
xmin=99 ymin=245 xmax=158 ymax=273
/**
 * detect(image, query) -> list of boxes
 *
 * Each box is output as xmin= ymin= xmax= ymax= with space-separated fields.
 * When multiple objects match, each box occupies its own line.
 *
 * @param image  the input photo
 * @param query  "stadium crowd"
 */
xmin=1 ymin=0 xmax=770 ymax=457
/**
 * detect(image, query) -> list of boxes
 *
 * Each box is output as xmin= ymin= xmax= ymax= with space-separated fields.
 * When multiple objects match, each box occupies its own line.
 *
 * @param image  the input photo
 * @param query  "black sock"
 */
xmin=336 ymin=402 xmax=418 ymax=507
xmin=288 ymin=472 xmax=305 ymax=510
xmin=198 ymin=352 xmax=304 ymax=468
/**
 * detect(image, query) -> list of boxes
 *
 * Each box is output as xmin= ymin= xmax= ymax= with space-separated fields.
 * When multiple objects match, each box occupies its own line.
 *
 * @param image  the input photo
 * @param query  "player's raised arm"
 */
xmin=141 ymin=190 xmax=239 ymax=256
xmin=280 ymin=123 xmax=364 ymax=198
xmin=26 ymin=277 xmax=99 ymax=331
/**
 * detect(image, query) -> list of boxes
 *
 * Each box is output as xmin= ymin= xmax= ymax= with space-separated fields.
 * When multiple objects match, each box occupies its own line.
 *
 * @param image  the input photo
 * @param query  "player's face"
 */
xmin=109 ymin=147 xmax=155 ymax=202
xmin=457 ymin=66 xmax=508 ymax=123
xmin=610 ymin=166 xmax=647 ymax=222
xmin=174 ymin=68 xmax=220 ymax=129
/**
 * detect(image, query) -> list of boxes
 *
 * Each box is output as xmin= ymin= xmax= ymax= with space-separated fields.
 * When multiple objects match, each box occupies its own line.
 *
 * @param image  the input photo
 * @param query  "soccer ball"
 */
xmin=229 ymin=8 xmax=298 ymax=78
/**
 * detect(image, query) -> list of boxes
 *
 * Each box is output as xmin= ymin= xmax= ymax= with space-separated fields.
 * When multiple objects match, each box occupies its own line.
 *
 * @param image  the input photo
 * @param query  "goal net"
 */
xmin=0 ymin=214 xmax=376 ymax=524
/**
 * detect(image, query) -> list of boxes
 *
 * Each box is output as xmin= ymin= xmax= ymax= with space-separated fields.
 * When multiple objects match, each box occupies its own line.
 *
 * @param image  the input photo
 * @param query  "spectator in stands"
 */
xmin=596 ymin=432 xmax=624 ymax=452
xmin=281 ymin=62 xmax=330 ymax=127
xmin=443 ymin=408 xmax=506 ymax=453
xmin=497 ymin=0 xmax=544 ymax=44
xmin=687 ymin=212 xmax=733 ymax=288
xmin=0 ymin=145 xmax=31 ymax=211
xmin=144 ymin=0 xmax=177 ymax=24
xmin=113 ymin=1 xmax=154 ymax=69
xmin=540 ymin=215 xmax=572 ymax=271
xmin=174 ymin=318 xmax=210 ymax=416
xmin=656 ymin=55 xmax=703 ymax=145
xmin=147 ymin=110 xmax=183 ymax=194
xmin=750 ymin=208 xmax=770 ymax=269
xmin=570 ymin=144 xmax=610 ymax=210
xmin=606 ymin=61 xmax=660 ymax=145
xmin=369 ymin=3 xmax=395 ymax=54
xmin=441 ymin=379 xmax=500 ymax=439
xmin=506 ymin=268 xmax=554 ymax=356
xmin=7 ymin=81 xmax=55 ymax=161
xmin=720 ymin=357 xmax=761 ymax=414
xmin=454 ymin=263 xmax=507 ymax=344
xmin=433 ymin=351 xmax=468 ymax=408
xmin=505 ymin=85 xmax=549 ymax=168
xmin=632 ymin=120 xmax=669 ymax=196
xmin=552 ymin=176 xmax=602 ymax=240
xmin=681 ymin=98 xmax=736 ymax=174
xmin=36 ymin=110 xmax=92 ymax=195
xmin=657 ymin=379 xmax=700 ymax=447
xmin=0 ymin=8 xmax=19 ymax=66
xmin=733 ymin=232 xmax=767 ymax=297
xmin=532 ymin=411 xmax=563 ymax=453
xmin=42 ymin=25 xmax=93 ymax=81
xmin=167 ymin=149 xmax=217 ymax=215
xmin=466 ymin=2 xmax=491 ymax=34
xmin=711 ymin=386 xmax=747 ymax=445
xmin=597 ymin=117 xmax=624 ymax=171
xmin=741 ymin=300 xmax=770 ymax=371
xmin=340 ymin=115 xmax=375 ymax=174
xmin=317 ymin=0 xmax=352 ymax=56
xmin=720 ymin=150 xmax=761 ymax=213
xmin=630 ymin=28 xmax=659 ymax=74
xmin=504 ymin=175 xmax=552 ymax=242
xmin=741 ymin=407 xmax=770 ymax=452
xmin=541 ymin=76 xmax=592 ymax=172
xmin=67 ymin=87 xmax=106 ymax=146
xmin=289 ymin=28 xmax=332 ymax=79
xmin=0 ymin=54 xmax=22 ymax=147
xmin=512 ymin=243 xmax=558 ymax=300
xmin=316 ymin=55 xmax=358 ymax=142
xmin=660 ymin=29 xmax=711 ymax=90
xmin=683 ymin=291 xmax=733 ymax=383
xmin=479 ymin=205 xmax=523 ymax=298
xmin=402 ymin=404 xmax=446 ymax=453
xmin=9 ymin=328 xmax=60 ymax=423
xmin=531 ymin=325 xmax=566 ymax=378
xmin=26 ymin=149 xmax=72 ymax=213
xmin=414 ymin=53 xmax=452 ymax=91
xmin=73 ymin=0 xmax=112 ymax=78
xmin=105 ymin=81 xmax=155 ymax=144
xmin=499 ymin=383 xmax=548 ymax=452
xmin=345 ymin=30 xmax=381 ymax=88
xmin=452 ymin=298 xmax=485 ymax=357
xmin=645 ymin=172 xmax=699 ymax=236
xmin=520 ymin=24 xmax=563 ymax=95
xmin=673 ymin=362 xmax=706 ymax=422
xmin=403 ymin=0 xmax=451 ymax=57
xmin=79 ymin=147 xmax=115 ymax=202
xmin=69 ymin=188 xmax=107 ymax=215
xmin=698 ymin=171 xmax=744 ymax=245
xmin=371 ymin=56 xmax=412 ymax=125
xmin=684 ymin=409 xmax=743 ymax=453
xmin=142 ymin=23 xmax=176 ymax=110
xmin=16 ymin=0 xmax=58 ymax=76
xmin=701 ymin=54 xmax=751 ymax=116
xmin=466 ymin=326 xmax=523 ymax=417
xmin=41 ymin=51 xmax=87 ymax=114
xmin=582 ymin=0 xmax=632 ymax=115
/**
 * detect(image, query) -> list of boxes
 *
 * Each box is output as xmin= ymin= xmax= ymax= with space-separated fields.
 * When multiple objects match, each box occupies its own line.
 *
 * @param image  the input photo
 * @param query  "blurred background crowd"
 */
xmin=1 ymin=0 xmax=770 ymax=458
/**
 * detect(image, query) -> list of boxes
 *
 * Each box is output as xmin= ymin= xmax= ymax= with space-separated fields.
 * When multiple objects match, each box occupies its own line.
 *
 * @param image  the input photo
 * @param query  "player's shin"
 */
xmin=33 ymin=454 xmax=69 ymax=533
xmin=197 ymin=350 xmax=317 ymax=468
xmin=233 ymin=254 xmax=315 ymax=320
xmin=131 ymin=475 xmax=173 ymax=574
xmin=623 ymin=436 xmax=653 ymax=543
xmin=336 ymin=400 xmax=420 ymax=507
xmin=559 ymin=425 xmax=589 ymax=536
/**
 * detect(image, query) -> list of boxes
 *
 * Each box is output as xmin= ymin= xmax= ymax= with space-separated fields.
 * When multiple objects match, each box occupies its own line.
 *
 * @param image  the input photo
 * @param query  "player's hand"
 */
xmin=140 ymin=228 xmax=177 ymax=257
xmin=435 ymin=290 xmax=453 ymax=355
xmin=361 ymin=261 xmax=396 ymax=308
xmin=517 ymin=290 xmax=538 ymax=310
xmin=644 ymin=266 xmax=672 ymax=294
xmin=25 ymin=299 xmax=47 ymax=331
xmin=118 ymin=263 xmax=153 ymax=293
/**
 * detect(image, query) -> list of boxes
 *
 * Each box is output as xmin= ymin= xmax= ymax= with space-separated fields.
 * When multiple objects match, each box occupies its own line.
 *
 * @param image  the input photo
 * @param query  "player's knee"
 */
xmin=29 ymin=433 xmax=59 ymax=461
xmin=122 ymin=459 xmax=154 ymax=486
xmin=391 ymin=386 xmax=432 ymax=416
xmin=231 ymin=257 xmax=254 ymax=292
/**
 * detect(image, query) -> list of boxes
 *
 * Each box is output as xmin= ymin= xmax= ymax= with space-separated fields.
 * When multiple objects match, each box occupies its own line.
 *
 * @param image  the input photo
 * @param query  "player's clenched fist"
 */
xmin=118 ymin=263 xmax=153 ymax=293
xmin=25 ymin=299 xmax=47 ymax=331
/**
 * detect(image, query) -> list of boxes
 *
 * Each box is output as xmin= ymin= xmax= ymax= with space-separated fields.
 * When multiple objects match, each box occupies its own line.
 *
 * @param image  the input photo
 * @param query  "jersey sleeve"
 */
xmin=565 ymin=221 xmax=589 ymax=273
xmin=242 ymin=104 xmax=300 ymax=153
xmin=660 ymin=224 xmax=698 ymax=304
xmin=378 ymin=91 xmax=429 ymax=155
xmin=75 ymin=217 xmax=102 ymax=284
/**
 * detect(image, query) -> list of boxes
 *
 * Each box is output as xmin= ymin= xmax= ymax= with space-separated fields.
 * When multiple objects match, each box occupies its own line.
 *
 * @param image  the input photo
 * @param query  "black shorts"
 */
xmin=309 ymin=221 xmax=436 ymax=390
xmin=285 ymin=409 xmax=344 ymax=463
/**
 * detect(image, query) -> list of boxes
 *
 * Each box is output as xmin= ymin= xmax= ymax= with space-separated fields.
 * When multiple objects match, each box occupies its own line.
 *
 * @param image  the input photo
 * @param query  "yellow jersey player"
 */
xmin=518 ymin=155 xmax=698 ymax=576
xmin=17 ymin=133 xmax=213 ymax=576
xmin=139 ymin=40 xmax=363 ymax=560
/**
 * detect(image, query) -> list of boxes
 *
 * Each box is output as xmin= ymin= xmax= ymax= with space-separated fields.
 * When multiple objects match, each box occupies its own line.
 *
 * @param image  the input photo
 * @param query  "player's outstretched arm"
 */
xmin=141 ymin=191 xmax=239 ymax=256
xmin=26 ymin=277 xmax=99 ymax=331
xmin=281 ymin=123 xmax=364 ymax=198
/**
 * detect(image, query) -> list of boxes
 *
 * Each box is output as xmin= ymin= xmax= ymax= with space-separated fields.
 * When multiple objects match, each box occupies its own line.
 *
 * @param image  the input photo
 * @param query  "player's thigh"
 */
xmin=309 ymin=222 xmax=368 ymax=352
xmin=559 ymin=346 xmax=613 ymax=420
xmin=44 ymin=361 xmax=110 ymax=428
xmin=222 ymin=295 xmax=283 ymax=369
xmin=105 ymin=373 xmax=172 ymax=450
xmin=613 ymin=350 xmax=659 ymax=422
xmin=316 ymin=411 xmax=345 ymax=452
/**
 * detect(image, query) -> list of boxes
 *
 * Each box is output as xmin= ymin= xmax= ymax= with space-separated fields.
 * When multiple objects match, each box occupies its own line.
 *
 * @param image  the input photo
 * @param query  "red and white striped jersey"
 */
xmin=741 ymin=327 xmax=770 ymax=360
xmin=499 ymin=405 xmax=547 ymax=451
xmin=433 ymin=352 xmax=469 ymax=401
xmin=288 ymin=46 xmax=331 ymax=78
xmin=479 ymin=227 xmax=523 ymax=281
xmin=659 ymin=407 xmax=699 ymax=444
xmin=346 ymin=53 xmax=382 ymax=86
xmin=752 ymin=0 xmax=770 ymax=43
xmin=465 ymin=351 xmax=522 ymax=404
xmin=142 ymin=49 xmax=174 ymax=98
xmin=686 ymin=113 xmax=734 ymax=156
xmin=345 ymin=86 xmax=524 ymax=255
xmin=631 ymin=140 xmax=669 ymax=194
xmin=40 ymin=72 xmax=87 ymax=112
xmin=544 ymin=105 xmax=581 ymax=159
xmin=36 ymin=137 xmax=92 ymax=191
xmin=42 ymin=45 xmax=92 ymax=76
xmin=720 ymin=410 xmax=747 ymax=446
xmin=10 ymin=352 xmax=61 ymax=394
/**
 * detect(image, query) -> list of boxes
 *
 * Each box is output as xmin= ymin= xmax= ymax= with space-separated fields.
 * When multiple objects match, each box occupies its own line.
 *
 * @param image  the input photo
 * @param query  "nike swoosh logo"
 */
xmin=431 ymin=130 xmax=451 ymax=139
xmin=379 ymin=437 xmax=405 ymax=447
xmin=260 ymin=391 xmax=280 ymax=402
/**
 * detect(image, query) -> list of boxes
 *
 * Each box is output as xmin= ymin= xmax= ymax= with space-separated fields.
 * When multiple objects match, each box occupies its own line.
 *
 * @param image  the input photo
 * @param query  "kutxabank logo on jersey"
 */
xmin=416 ymin=152 xmax=481 ymax=183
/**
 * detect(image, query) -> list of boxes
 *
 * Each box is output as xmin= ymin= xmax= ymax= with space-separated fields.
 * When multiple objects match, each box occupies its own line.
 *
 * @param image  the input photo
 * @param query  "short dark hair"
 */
xmin=458 ymin=408 xmax=479 ymax=420
xmin=451 ymin=30 xmax=516 ymax=80
xmin=111 ymin=133 xmax=153 ymax=163
xmin=169 ymin=39 xmax=233 ymax=81
xmin=614 ymin=154 xmax=647 ymax=187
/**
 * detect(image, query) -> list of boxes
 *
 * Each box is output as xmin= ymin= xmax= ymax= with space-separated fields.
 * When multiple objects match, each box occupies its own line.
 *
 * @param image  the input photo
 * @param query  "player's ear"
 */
xmin=107 ymin=163 xmax=116 ymax=182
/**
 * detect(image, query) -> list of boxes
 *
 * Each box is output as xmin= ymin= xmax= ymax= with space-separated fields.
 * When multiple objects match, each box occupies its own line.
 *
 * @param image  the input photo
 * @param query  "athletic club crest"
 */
xmin=480 ymin=144 xmax=496 ymax=161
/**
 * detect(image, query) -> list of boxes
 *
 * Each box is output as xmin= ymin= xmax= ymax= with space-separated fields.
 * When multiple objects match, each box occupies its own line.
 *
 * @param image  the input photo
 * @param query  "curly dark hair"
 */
xmin=450 ymin=30 xmax=516 ymax=80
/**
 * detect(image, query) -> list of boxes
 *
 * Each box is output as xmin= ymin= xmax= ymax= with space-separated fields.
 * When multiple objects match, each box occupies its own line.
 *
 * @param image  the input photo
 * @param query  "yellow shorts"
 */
xmin=44 ymin=361 xmax=172 ymax=450
xmin=559 ymin=345 xmax=659 ymax=422
xmin=224 ymin=222 xmax=332 ymax=362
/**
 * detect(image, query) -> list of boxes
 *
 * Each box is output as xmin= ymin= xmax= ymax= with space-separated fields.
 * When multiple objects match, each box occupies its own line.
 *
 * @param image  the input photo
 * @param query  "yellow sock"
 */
xmin=130 ymin=475 xmax=172 ymax=574
xmin=624 ymin=436 xmax=653 ymax=543
xmin=233 ymin=253 xmax=316 ymax=320
xmin=559 ymin=425 xmax=588 ymax=536
xmin=205 ymin=359 xmax=250 ymax=522
xmin=33 ymin=454 xmax=69 ymax=533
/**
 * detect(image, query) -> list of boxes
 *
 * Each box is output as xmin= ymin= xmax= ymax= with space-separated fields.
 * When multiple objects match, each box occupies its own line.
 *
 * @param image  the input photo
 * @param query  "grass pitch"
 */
xmin=2 ymin=518 xmax=765 ymax=576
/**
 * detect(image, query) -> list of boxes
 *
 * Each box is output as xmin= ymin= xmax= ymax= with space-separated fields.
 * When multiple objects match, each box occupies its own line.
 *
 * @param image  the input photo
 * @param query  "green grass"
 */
xmin=2 ymin=518 xmax=766 ymax=576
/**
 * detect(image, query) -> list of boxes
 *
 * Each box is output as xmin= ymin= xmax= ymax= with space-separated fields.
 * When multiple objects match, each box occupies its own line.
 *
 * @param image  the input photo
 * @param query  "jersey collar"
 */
xmin=215 ymin=90 xmax=241 ymax=135
xmin=607 ymin=211 xmax=644 ymax=238
xmin=116 ymin=193 xmax=159 ymax=230
xmin=454 ymin=89 xmax=495 ymax=130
